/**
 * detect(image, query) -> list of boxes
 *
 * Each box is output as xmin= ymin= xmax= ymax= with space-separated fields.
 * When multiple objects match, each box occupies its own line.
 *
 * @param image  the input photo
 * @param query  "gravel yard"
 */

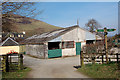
xmin=23 ymin=55 xmax=88 ymax=78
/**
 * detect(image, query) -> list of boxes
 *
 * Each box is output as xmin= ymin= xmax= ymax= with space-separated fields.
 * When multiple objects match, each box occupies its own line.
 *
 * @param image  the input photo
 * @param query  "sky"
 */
xmin=32 ymin=2 xmax=118 ymax=36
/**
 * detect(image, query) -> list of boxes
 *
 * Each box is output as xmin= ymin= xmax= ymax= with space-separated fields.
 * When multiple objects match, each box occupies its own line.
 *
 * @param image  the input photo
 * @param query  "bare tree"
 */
xmin=1 ymin=2 xmax=43 ymax=32
xmin=85 ymin=19 xmax=102 ymax=32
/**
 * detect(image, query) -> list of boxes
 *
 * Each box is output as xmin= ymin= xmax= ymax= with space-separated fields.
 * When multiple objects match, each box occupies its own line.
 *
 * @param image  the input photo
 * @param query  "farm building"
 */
xmin=0 ymin=37 xmax=25 ymax=55
xmin=21 ymin=25 xmax=102 ymax=59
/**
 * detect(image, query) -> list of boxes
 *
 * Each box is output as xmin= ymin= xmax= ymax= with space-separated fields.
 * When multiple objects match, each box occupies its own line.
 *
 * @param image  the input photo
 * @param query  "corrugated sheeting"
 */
xmin=48 ymin=27 xmax=102 ymax=42
xmin=22 ymin=25 xmax=102 ymax=44
xmin=85 ymin=31 xmax=102 ymax=40
xmin=48 ymin=36 xmax=62 ymax=42
xmin=86 ymin=31 xmax=96 ymax=40
xmin=21 ymin=25 xmax=79 ymax=44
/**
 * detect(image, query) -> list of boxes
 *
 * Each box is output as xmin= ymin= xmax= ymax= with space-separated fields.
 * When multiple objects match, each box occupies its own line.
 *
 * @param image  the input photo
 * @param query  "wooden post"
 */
xmin=92 ymin=56 xmax=95 ymax=64
xmin=9 ymin=54 xmax=11 ymax=64
xmin=102 ymin=55 xmax=104 ymax=64
xmin=18 ymin=54 xmax=23 ymax=70
xmin=116 ymin=53 xmax=118 ymax=63
xmin=2 ymin=55 xmax=7 ymax=72
xmin=0 ymin=55 xmax=2 ymax=71
xmin=118 ymin=54 xmax=120 ymax=71
xmin=6 ymin=54 xmax=9 ymax=72
xmin=80 ymin=51 xmax=84 ymax=67
xmin=109 ymin=58 xmax=111 ymax=62
xmin=2 ymin=55 xmax=6 ymax=72
xmin=104 ymin=28 xmax=108 ymax=64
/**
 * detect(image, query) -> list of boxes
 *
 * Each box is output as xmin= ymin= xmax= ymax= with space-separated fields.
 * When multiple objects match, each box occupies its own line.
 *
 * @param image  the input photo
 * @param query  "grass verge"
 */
xmin=2 ymin=67 xmax=31 ymax=78
xmin=78 ymin=62 xmax=120 ymax=79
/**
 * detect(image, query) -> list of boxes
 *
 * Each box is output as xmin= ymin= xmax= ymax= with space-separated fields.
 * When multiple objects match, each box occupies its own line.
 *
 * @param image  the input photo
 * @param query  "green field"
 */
xmin=78 ymin=62 xmax=120 ymax=79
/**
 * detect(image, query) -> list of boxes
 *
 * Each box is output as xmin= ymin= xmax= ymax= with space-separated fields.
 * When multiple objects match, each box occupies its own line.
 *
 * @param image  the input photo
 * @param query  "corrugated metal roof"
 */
xmin=21 ymin=25 xmax=79 ymax=44
xmin=21 ymin=25 xmax=103 ymax=44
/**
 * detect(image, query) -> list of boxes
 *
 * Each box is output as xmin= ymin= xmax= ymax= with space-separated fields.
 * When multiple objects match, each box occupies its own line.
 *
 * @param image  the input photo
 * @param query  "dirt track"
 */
xmin=23 ymin=55 xmax=89 ymax=78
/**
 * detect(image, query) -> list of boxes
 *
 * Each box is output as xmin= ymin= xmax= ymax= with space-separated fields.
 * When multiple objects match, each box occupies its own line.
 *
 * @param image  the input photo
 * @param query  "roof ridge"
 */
xmin=1 ymin=37 xmax=19 ymax=46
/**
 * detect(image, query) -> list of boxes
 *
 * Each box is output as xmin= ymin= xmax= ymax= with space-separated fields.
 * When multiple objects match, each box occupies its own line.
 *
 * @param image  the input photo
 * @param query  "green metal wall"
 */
xmin=48 ymin=49 xmax=62 ymax=58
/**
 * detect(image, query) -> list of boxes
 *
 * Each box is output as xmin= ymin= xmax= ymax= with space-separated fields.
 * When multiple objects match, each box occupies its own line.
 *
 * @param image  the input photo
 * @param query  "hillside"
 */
xmin=3 ymin=14 xmax=62 ymax=37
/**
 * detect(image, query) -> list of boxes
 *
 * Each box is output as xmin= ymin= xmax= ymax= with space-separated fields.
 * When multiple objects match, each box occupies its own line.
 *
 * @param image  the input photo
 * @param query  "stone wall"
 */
xmin=26 ymin=44 xmax=46 ymax=58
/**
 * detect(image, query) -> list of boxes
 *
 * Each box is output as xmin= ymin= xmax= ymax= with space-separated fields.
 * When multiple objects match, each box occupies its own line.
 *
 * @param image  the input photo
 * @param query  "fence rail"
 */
xmin=80 ymin=51 xmax=120 ymax=65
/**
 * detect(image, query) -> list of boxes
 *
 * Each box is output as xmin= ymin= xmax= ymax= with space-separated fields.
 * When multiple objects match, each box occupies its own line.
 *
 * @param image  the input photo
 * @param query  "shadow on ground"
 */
xmin=73 ymin=65 xmax=81 ymax=69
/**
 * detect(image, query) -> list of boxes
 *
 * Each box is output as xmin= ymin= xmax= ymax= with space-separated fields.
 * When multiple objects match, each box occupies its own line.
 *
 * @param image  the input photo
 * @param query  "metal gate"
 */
xmin=48 ymin=49 xmax=62 ymax=58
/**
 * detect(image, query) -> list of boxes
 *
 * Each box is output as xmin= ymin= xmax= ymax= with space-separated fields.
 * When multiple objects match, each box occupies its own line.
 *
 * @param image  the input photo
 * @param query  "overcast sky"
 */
xmin=32 ymin=2 xmax=118 ymax=36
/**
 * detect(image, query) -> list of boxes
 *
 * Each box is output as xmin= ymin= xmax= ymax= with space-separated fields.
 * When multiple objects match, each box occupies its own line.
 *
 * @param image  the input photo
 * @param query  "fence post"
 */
xmin=0 ymin=55 xmax=2 ymax=71
xmin=92 ymin=56 xmax=95 ymax=64
xmin=6 ymin=54 xmax=9 ymax=72
xmin=102 ymin=55 xmax=104 ymax=64
xmin=81 ymin=51 xmax=84 ymax=67
xmin=2 ymin=55 xmax=7 ymax=72
xmin=18 ymin=54 xmax=23 ymax=70
xmin=109 ymin=58 xmax=111 ymax=62
xmin=116 ymin=53 xmax=118 ymax=63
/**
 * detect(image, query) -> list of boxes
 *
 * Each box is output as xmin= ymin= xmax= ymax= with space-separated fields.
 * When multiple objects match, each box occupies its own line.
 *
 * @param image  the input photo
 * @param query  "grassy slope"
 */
xmin=78 ymin=63 xmax=120 ymax=79
xmin=9 ymin=14 xmax=62 ymax=37
xmin=16 ymin=20 xmax=61 ymax=37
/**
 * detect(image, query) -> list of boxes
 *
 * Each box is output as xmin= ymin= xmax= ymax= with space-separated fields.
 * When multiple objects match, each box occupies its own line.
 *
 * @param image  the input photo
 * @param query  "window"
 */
xmin=18 ymin=35 xmax=21 ymax=37
xmin=10 ymin=35 xmax=12 ymax=37
xmin=21 ymin=35 xmax=24 ymax=37
xmin=48 ymin=42 xmax=61 ymax=50
xmin=86 ymin=40 xmax=94 ymax=44
xmin=10 ymin=34 xmax=14 ymax=37
xmin=62 ymin=41 xmax=74 ymax=48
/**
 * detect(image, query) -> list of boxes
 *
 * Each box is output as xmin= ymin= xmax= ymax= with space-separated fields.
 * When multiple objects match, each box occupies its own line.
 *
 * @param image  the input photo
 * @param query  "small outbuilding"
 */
xmin=21 ymin=25 xmax=102 ymax=59
xmin=0 ymin=37 xmax=19 ymax=55
xmin=0 ymin=37 xmax=25 ymax=55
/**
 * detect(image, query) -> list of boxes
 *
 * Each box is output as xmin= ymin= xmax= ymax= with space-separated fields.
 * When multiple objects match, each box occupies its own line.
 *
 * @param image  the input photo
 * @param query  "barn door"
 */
xmin=76 ymin=42 xmax=81 ymax=55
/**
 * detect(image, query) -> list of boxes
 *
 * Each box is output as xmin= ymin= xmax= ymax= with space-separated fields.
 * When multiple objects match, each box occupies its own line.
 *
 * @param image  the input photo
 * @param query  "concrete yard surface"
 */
xmin=23 ymin=55 xmax=89 ymax=78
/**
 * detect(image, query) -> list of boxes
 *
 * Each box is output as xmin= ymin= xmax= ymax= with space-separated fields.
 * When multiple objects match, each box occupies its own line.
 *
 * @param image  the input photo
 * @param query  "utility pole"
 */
xmin=104 ymin=27 xmax=108 ymax=64
xmin=77 ymin=19 xmax=79 ymax=26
